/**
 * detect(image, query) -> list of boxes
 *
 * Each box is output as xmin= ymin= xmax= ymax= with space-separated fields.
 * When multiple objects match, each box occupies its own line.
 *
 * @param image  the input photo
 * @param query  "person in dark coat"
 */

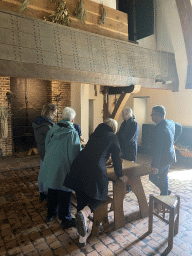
xmin=32 ymin=103 xmax=57 ymax=202
xmin=117 ymin=107 xmax=139 ymax=193
xmin=64 ymin=118 xmax=128 ymax=247
xmin=117 ymin=107 xmax=139 ymax=162
xmin=149 ymin=105 xmax=182 ymax=195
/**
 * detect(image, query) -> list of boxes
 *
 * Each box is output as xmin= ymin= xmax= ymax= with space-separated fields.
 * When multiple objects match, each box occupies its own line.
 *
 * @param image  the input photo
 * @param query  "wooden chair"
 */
xmin=148 ymin=194 xmax=180 ymax=255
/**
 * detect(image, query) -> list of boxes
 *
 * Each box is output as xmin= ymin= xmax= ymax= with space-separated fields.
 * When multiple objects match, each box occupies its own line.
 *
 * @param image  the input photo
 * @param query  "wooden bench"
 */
xmin=92 ymin=196 xmax=113 ymax=235
xmin=72 ymin=161 xmax=150 ymax=233
xmin=72 ymin=192 xmax=113 ymax=235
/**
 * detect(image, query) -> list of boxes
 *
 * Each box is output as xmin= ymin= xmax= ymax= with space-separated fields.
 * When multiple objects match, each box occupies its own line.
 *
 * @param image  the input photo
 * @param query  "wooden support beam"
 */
xmin=110 ymin=93 xmax=131 ymax=120
xmin=102 ymin=87 xmax=110 ymax=120
xmin=110 ymin=84 xmax=141 ymax=120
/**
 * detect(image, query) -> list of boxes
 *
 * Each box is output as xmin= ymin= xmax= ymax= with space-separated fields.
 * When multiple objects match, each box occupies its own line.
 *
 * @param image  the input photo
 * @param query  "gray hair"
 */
xmin=103 ymin=118 xmax=118 ymax=134
xmin=62 ymin=107 xmax=76 ymax=121
xmin=122 ymin=107 xmax=133 ymax=117
xmin=152 ymin=105 xmax=166 ymax=117
xmin=41 ymin=103 xmax=57 ymax=119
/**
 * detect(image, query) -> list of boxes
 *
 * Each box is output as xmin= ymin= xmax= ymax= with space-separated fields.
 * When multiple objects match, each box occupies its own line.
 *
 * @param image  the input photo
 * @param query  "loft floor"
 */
xmin=0 ymin=153 xmax=191 ymax=256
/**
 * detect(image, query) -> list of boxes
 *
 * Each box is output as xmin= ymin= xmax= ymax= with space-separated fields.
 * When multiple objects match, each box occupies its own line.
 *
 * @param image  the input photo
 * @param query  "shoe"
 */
xmin=45 ymin=214 xmax=56 ymax=222
xmin=39 ymin=192 xmax=47 ymax=202
xmin=60 ymin=218 xmax=76 ymax=229
xmin=76 ymin=206 xmax=91 ymax=237
xmin=78 ymin=228 xmax=92 ymax=248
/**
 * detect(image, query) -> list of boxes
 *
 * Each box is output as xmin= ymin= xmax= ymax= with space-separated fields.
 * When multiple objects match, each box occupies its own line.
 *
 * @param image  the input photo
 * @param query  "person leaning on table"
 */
xmin=64 ymin=118 xmax=128 ymax=247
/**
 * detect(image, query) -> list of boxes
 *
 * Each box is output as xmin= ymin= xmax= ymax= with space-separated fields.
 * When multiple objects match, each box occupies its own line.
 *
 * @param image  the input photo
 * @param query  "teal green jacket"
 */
xmin=40 ymin=120 xmax=81 ymax=191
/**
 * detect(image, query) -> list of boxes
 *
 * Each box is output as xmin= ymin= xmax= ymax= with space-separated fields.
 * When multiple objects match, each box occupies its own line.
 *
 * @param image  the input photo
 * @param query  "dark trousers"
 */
xmin=149 ymin=165 xmax=170 ymax=195
xmin=75 ymin=190 xmax=103 ymax=213
xmin=47 ymin=188 xmax=72 ymax=222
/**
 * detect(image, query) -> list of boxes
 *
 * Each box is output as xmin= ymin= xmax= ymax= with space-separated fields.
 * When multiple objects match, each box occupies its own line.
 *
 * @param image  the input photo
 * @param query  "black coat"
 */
xmin=117 ymin=117 xmax=139 ymax=161
xmin=32 ymin=116 xmax=55 ymax=161
xmin=64 ymin=123 xmax=122 ymax=201
xmin=151 ymin=119 xmax=182 ymax=169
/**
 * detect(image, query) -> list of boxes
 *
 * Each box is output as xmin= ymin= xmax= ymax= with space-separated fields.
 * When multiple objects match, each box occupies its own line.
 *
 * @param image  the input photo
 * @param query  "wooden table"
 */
xmin=107 ymin=160 xmax=151 ymax=230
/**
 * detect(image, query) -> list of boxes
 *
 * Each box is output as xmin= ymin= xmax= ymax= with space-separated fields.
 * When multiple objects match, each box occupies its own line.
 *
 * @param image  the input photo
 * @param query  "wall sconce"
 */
xmin=155 ymin=79 xmax=172 ymax=85
xmin=155 ymin=78 xmax=164 ymax=84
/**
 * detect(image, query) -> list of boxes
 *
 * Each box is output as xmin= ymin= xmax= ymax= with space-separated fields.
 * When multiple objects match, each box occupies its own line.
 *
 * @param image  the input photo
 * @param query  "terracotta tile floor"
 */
xmin=0 ymin=153 xmax=192 ymax=255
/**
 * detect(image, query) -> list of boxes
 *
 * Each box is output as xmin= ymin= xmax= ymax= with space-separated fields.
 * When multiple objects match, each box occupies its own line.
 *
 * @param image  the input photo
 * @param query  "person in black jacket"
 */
xmin=149 ymin=105 xmax=182 ymax=195
xmin=117 ymin=107 xmax=139 ymax=162
xmin=64 ymin=118 xmax=128 ymax=247
xmin=117 ymin=108 xmax=139 ymax=193
xmin=32 ymin=103 xmax=57 ymax=202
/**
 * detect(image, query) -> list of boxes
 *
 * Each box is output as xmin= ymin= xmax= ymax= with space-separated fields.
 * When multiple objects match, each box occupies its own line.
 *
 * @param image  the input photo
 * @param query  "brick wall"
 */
xmin=10 ymin=78 xmax=71 ymax=120
xmin=10 ymin=78 xmax=49 ymax=117
xmin=0 ymin=77 xmax=72 ymax=155
xmin=51 ymin=81 xmax=71 ymax=121
xmin=0 ymin=76 xmax=13 ymax=156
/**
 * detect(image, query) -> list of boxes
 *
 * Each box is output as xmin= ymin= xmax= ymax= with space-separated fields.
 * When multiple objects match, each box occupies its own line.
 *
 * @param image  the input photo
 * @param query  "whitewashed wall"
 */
xmin=91 ymin=0 xmax=116 ymax=9
xmin=120 ymin=0 xmax=192 ymax=127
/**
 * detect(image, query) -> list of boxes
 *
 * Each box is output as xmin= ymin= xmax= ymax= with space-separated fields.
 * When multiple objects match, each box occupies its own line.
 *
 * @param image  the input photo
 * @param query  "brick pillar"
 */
xmin=47 ymin=80 xmax=52 ymax=104
xmin=0 ymin=77 xmax=13 ymax=156
xmin=51 ymin=81 xmax=71 ymax=121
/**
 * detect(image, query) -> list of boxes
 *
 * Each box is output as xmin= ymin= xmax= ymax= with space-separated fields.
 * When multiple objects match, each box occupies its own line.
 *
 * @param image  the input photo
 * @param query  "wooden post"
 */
xmin=102 ymin=86 xmax=110 ymax=120
xmin=110 ymin=84 xmax=141 ymax=121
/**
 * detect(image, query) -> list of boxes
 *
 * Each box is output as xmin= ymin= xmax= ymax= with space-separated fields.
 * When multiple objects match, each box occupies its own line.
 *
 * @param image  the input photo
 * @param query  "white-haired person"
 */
xmin=117 ymin=107 xmax=139 ymax=162
xmin=64 ymin=118 xmax=128 ymax=247
xmin=32 ymin=103 xmax=58 ymax=202
xmin=40 ymin=107 xmax=81 ymax=229
xmin=117 ymin=107 xmax=139 ymax=193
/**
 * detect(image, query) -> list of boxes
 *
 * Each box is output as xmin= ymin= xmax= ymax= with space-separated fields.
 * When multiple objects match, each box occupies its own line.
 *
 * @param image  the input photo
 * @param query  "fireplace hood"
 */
xmin=0 ymin=10 xmax=179 ymax=91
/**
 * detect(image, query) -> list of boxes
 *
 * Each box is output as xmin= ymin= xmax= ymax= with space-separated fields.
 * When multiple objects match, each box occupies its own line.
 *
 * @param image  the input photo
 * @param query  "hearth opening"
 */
xmin=1 ymin=77 xmax=71 ymax=155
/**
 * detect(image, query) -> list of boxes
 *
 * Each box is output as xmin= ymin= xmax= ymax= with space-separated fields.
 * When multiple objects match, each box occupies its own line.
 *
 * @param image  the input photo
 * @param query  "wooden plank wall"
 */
xmin=0 ymin=0 xmax=128 ymax=41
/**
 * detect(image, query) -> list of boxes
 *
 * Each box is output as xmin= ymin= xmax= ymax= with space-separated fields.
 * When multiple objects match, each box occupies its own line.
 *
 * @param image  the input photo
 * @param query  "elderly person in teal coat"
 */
xmin=41 ymin=107 xmax=81 ymax=229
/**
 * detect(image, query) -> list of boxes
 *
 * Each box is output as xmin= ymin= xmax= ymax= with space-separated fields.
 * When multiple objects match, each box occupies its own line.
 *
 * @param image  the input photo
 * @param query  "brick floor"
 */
xmin=0 ymin=153 xmax=192 ymax=255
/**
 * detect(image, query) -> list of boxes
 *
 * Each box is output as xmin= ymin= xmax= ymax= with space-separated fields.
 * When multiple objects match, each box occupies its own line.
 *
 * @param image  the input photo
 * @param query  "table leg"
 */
xmin=113 ymin=180 xmax=126 ymax=230
xmin=128 ymin=176 xmax=149 ymax=218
